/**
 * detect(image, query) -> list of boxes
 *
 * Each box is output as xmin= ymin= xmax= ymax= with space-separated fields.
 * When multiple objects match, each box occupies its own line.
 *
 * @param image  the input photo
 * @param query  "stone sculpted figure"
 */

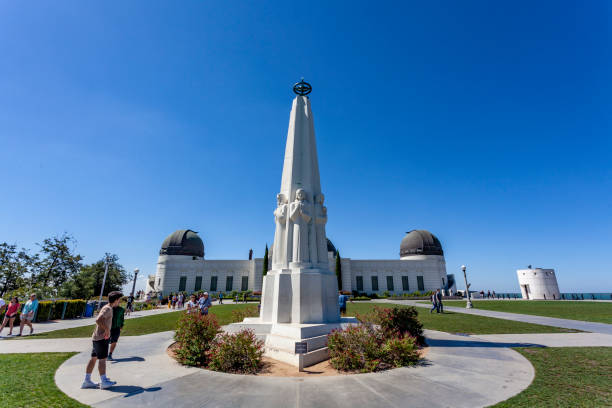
xmin=314 ymin=194 xmax=328 ymax=266
xmin=272 ymin=193 xmax=288 ymax=268
xmin=289 ymin=189 xmax=311 ymax=265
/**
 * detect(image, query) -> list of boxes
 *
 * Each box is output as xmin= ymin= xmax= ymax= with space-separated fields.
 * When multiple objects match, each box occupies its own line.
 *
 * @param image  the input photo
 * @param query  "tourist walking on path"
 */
xmin=0 ymin=297 xmax=20 ymax=336
xmin=218 ymin=292 xmax=223 ymax=304
xmin=430 ymin=292 xmax=438 ymax=313
xmin=243 ymin=292 xmax=247 ymax=303
xmin=125 ymin=294 xmax=134 ymax=316
xmin=186 ymin=295 xmax=198 ymax=314
xmin=436 ymin=289 xmax=444 ymax=313
xmin=108 ymin=303 xmax=125 ymax=361
xmin=18 ymin=294 xmax=38 ymax=336
xmin=199 ymin=292 xmax=212 ymax=316
xmin=82 ymin=290 xmax=122 ymax=390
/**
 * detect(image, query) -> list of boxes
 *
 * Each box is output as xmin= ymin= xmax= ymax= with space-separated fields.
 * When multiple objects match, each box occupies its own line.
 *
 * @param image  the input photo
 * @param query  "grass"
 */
xmin=345 ymin=303 xmax=576 ymax=334
xmin=0 ymin=352 xmax=87 ymax=407
xmin=17 ymin=301 xmax=577 ymax=340
xmin=18 ymin=304 xmax=254 ymax=340
xmin=492 ymin=347 xmax=612 ymax=407
xmin=435 ymin=300 xmax=612 ymax=324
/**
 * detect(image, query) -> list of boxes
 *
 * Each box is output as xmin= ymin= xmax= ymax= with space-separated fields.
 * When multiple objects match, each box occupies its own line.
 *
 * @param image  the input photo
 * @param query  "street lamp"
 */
xmin=130 ymin=268 xmax=139 ymax=298
xmin=97 ymin=255 xmax=110 ymax=313
xmin=461 ymin=265 xmax=473 ymax=309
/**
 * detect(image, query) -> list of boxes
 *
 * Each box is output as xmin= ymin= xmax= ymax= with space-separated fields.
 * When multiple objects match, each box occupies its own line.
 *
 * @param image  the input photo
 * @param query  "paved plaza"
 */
xmin=1 ymin=301 xmax=610 ymax=407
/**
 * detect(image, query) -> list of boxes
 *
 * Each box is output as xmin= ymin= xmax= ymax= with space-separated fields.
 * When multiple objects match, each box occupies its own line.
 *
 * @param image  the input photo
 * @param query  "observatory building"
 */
xmin=149 ymin=229 xmax=453 ymax=296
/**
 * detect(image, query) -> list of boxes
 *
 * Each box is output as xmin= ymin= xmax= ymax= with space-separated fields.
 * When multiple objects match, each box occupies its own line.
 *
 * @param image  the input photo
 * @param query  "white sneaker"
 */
xmin=81 ymin=379 xmax=99 ymax=389
xmin=100 ymin=378 xmax=117 ymax=389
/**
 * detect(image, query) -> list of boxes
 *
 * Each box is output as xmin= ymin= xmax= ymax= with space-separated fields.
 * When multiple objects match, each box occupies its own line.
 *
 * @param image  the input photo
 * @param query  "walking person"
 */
xmin=0 ymin=297 xmax=20 ymax=336
xmin=108 ymin=301 xmax=125 ymax=361
xmin=436 ymin=289 xmax=444 ymax=313
xmin=125 ymin=294 xmax=134 ymax=316
xmin=218 ymin=292 xmax=223 ymax=304
xmin=81 ymin=291 xmax=122 ymax=389
xmin=18 ymin=293 xmax=38 ymax=336
xmin=243 ymin=292 xmax=247 ymax=303
xmin=430 ymin=291 xmax=438 ymax=313
xmin=199 ymin=292 xmax=212 ymax=316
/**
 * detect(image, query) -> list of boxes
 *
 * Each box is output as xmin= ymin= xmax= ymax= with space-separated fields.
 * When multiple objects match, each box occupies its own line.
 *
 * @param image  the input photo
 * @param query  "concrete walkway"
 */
xmin=470 ymin=332 xmax=612 ymax=347
xmin=53 ymin=329 xmax=535 ymax=408
xmin=374 ymin=299 xmax=612 ymax=335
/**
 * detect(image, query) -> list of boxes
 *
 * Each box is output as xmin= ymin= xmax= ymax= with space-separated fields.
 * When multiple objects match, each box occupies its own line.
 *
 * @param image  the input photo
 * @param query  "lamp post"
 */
xmin=130 ymin=268 xmax=139 ymax=298
xmin=461 ymin=265 xmax=473 ymax=309
xmin=97 ymin=255 xmax=110 ymax=313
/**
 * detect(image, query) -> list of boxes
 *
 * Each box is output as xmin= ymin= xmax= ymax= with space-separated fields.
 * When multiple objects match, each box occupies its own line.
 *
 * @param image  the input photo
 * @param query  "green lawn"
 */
xmin=0 ymin=352 xmax=87 ymax=407
xmin=18 ymin=301 xmax=576 ymax=340
xmin=19 ymin=304 xmax=254 ymax=340
xmin=492 ymin=347 xmax=612 ymax=407
xmin=436 ymin=300 xmax=612 ymax=324
xmin=346 ymin=303 xmax=576 ymax=334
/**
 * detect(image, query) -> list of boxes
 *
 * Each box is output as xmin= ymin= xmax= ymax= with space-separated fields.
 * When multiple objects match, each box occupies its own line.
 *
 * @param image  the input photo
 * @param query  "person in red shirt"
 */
xmin=0 ymin=297 xmax=20 ymax=336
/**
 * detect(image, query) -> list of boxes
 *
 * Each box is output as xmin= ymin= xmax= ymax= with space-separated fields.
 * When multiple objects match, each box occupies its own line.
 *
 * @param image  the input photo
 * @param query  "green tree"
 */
xmin=32 ymin=234 xmax=82 ymax=295
xmin=262 ymin=245 xmax=269 ymax=276
xmin=59 ymin=268 xmax=95 ymax=299
xmin=87 ymin=253 xmax=130 ymax=297
xmin=335 ymin=251 xmax=342 ymax=291
xmin=0 ymin=243 xmax=31 ymax=297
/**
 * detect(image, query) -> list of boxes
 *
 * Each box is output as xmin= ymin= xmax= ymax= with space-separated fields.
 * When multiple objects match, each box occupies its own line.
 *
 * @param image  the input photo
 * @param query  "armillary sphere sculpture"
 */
xmin=293 ymin=78 xmax=312 ymax=96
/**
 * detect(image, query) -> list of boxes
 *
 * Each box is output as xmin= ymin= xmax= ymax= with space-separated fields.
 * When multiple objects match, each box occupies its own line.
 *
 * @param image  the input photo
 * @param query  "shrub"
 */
xmin=207 ymin=329 xmax=264 ymax=374
xmin=377 ymin=306 xmax=424 ymax=345
xmin=327 ymin=325 xmax=384 ymax=372
xmin=35 ymin=300 xmax=87 ymax=322
xmin=381 ymin=336 xmax=420 ymax=367
xmin=231 ymin=305 xmax=259 ymax=323
xmin=327 ymin=325 xmax=419 ymax=372
xmin=174 ymin=313 xmax=220 ymax=366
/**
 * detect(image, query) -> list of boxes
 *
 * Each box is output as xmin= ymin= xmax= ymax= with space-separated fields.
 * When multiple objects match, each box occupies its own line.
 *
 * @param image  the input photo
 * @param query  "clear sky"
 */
xmin=1 ymin=1 xmax=610 ymax=293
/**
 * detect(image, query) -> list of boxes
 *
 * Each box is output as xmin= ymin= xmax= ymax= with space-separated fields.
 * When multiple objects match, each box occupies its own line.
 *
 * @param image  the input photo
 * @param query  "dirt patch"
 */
xmin=167 ymin=342 xmax=428 ymax=377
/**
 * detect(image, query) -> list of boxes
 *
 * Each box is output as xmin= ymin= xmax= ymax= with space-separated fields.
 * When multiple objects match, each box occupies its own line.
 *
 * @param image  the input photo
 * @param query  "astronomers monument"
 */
xmin=230 ymin=80 xmax=357 ymax=367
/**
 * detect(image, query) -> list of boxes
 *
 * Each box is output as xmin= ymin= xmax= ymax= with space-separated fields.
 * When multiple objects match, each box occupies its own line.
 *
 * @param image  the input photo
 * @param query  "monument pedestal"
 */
xmin=260 ymin=268 xmax=340 ymax=324
xmin=226 ymin=317 xmax=358 ymax=368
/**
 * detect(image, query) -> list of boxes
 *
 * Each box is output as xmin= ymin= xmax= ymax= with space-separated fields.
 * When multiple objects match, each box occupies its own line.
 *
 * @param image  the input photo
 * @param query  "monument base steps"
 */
xmin=225 ymin=317 xmax=358 ymax=368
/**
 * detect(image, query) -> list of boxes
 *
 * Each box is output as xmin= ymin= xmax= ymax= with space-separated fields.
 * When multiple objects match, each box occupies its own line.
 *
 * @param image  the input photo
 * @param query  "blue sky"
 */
xmin=1 ymin=1 xmax=610 ymax=293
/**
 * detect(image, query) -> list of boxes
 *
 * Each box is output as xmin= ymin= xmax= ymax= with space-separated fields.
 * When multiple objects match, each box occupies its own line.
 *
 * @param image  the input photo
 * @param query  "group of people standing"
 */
xmin=168 ymin=292 xmax=185 ymax=309
xmin=185 ymin=292 xmax=213 ymax=315
xmin=0 ymin=293 xmax=39 ymax=337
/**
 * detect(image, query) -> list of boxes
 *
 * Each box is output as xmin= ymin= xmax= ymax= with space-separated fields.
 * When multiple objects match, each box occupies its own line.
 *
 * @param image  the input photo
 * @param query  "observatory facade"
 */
xmin=150 ymin=229 xmax=452 ymax=296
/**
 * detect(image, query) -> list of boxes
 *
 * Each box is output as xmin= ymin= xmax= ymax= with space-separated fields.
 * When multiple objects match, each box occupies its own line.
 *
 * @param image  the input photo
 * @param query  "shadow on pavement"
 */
xmin=106 ymin=385 xmax=162 ymax=397
xmin=111 ymin=356 xmax=145 ymax=363
xmin=426 ymin=338 xmax=545 ymax=348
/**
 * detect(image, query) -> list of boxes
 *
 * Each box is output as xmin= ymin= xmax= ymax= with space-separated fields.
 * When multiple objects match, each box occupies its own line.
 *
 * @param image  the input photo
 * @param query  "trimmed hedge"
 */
xmin=35 ymin=300 xmax=87 ymax=322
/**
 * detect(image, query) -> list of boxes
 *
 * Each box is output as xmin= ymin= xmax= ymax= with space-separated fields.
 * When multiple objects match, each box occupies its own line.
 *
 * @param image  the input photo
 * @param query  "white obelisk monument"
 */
xmin=231 ymin=80 xmax=356 ymax=367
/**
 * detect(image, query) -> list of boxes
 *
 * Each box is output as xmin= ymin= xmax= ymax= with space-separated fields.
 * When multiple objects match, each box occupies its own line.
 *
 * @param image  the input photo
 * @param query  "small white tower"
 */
xmin=517 ymin=268 xmax=561 ymax=300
